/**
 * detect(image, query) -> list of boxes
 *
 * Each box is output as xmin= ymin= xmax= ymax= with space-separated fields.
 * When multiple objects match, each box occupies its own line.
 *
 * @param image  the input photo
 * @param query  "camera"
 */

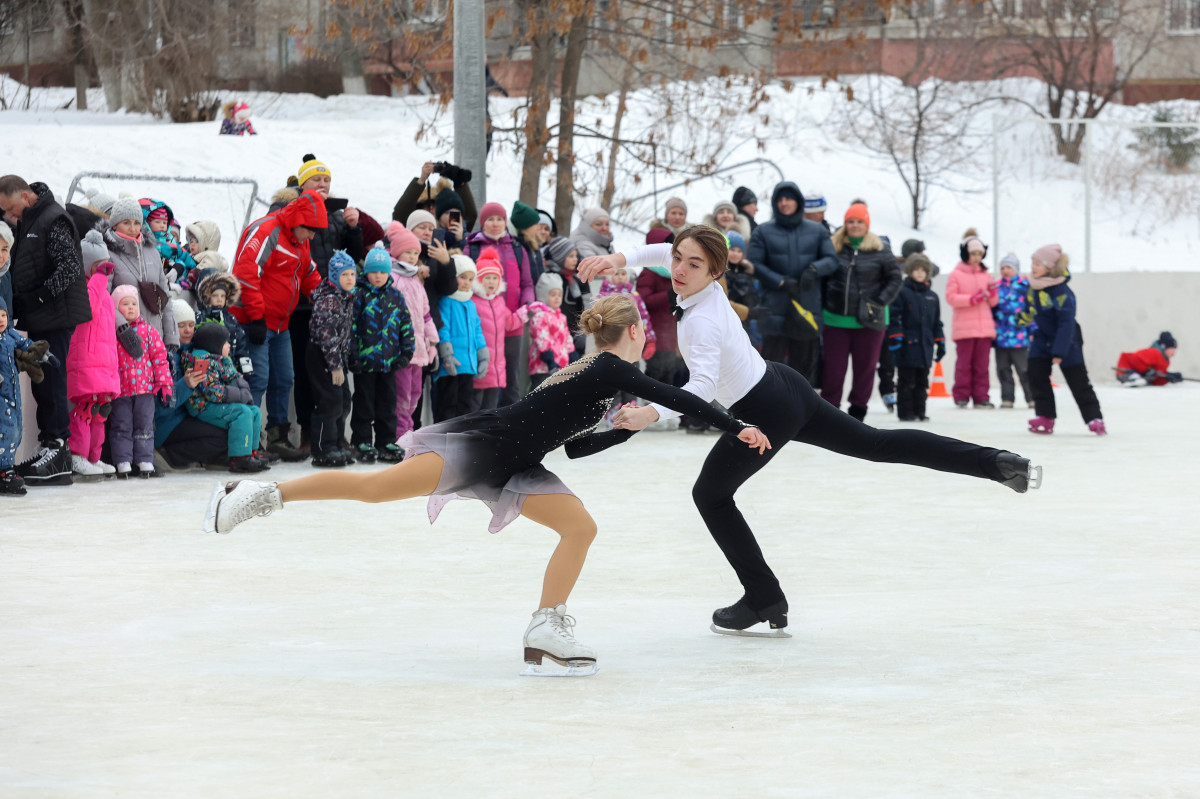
xmin=433 ymin=162 xmax=472 ymax=185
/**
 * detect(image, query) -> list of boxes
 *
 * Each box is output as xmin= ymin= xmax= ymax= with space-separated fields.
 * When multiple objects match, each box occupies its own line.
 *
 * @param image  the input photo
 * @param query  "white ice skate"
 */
xmin=520 ymin=604 xmax=599 ymax=677
xmin=71 ymin=454 xmax=106 ymax=481
xmin=203 ymin=480 xmax=283 ymax=534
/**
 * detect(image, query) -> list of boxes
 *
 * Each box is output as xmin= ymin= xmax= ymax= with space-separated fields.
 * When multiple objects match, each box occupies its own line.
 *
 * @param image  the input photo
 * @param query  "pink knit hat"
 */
xmin=111 ymin=283 xmax=139 ymax=309
xmin=474 ymin=247 xmax=503 ymax=279
xmin=385 ymin=221 xmax=421 ymax=259
xmin=1032 ymin=243 xmax=1062 ymax=267
xmin=479 ymin=201 xmax=507 ymax=224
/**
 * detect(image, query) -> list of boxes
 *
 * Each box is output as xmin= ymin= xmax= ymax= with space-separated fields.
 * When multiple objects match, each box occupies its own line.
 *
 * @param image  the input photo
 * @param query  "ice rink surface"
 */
xmin=2 ymin=384 xmax=1198 ymax=797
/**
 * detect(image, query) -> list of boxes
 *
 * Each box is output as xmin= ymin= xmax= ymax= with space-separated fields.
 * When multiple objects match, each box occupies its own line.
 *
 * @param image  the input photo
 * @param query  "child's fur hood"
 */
xmin=831 ymin=228 xmax=886 ymax=253
xmin=221 ymin=99 xmax=239 ymax=120
xmin=418 ymin=178 xmax=454 ymax=205
xmin=271 ymin=187 xmax=300 ymax=207
xmin=198 ymin=271 xmax=240 ymax=307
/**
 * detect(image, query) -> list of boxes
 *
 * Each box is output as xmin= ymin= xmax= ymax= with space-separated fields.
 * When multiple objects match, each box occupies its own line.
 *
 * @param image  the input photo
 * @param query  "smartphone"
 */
xmin=448 ymin=210 xmax=461 ymax=225
xmin=324 ymin=197 xmax=349 ymax=213
xmin=195 ymin=358 xmax=211 ymax=374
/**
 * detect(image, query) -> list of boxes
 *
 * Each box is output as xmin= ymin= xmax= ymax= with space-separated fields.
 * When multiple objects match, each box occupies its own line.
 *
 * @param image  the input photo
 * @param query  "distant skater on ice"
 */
xmin=579 ymin=225 xmax=1043 ymax=640
xmin=204 ymin=293 xmax=770 ymax=676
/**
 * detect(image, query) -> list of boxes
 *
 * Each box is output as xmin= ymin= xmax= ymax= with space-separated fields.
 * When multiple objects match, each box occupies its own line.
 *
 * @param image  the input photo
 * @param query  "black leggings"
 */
xmin=692 ymin=362 xmax=1003 ymax=609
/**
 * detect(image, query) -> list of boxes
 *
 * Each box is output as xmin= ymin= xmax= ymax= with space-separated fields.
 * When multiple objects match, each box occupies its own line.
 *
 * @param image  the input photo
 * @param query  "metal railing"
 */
xmin=65 ymin=172 xmax=261 ymax=232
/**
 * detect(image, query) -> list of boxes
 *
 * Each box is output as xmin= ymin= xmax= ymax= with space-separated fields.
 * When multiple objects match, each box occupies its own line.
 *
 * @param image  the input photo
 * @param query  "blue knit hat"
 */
xmin=726 ymin=231 xmax=746 ymax=251
xmin=803 ymin=190 xmax=827 ymax=213
xmin=327 ymin=250 xmax=357 ymax=284
xmin=0 ymin=294 xmax=8 ymax=314
xmin=363 ymin=241 xmax=392 ymax=274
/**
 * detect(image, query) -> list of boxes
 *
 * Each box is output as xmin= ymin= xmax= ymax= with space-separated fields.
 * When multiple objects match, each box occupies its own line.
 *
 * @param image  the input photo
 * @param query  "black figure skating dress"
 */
xmin=400 ymin=351 xmax=748 ymax=531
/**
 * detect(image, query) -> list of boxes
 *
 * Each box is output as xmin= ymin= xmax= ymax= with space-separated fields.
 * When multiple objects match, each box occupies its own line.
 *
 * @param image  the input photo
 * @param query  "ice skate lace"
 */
xmin=549 ymin=612 xmax=579 ymax=642
xmin=227 ymin=484 xmax=280 ymax=527
xmin=18 ymin=445 xmax=53 ymax=469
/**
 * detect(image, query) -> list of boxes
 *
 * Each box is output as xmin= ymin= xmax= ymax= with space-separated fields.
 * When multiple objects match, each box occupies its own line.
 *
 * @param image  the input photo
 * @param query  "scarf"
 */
xmin=1028 ymin=275 xmax=1066 ymax=291
xmin=449 ymin=289 xmax=472 ymax=302
xmin=115 ymin=230 xmax=142 ymax=243
xmin=393 ymin=259 xmax=419 ymax=278
xmin=848 ymin=235 xmax=864 ymax=250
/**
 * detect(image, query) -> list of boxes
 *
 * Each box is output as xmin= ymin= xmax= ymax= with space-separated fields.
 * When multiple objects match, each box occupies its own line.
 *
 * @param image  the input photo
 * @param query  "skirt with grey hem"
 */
xmin=398 ymin=416 xmax=574 ymax=533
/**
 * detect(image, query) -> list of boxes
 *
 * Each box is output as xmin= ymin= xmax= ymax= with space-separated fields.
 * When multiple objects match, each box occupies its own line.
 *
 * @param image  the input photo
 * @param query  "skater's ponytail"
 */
xmin=579 ymin=294 xmax=642 ymax=349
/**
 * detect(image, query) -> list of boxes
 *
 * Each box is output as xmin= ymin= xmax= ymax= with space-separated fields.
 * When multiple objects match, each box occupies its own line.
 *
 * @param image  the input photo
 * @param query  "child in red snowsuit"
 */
xmin=1116 ymin=331 xmax=1181 ymax=386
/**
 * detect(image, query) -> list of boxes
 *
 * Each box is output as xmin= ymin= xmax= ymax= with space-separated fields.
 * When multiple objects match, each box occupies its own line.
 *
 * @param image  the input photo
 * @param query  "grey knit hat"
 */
xmin=81 ymin=228 xmax=111 ymax=267
xmin=535 ymin=272 xmax=564 ymax=304
xmin=545 ymin=236 xmax=579 ymax=272
xmin=999 ymin=252 xmax=1021 ymax=273
xmin=85 ymin=187 xmax=118 ymax=214
xmin=108 ymin=197 xmax=143 ymax=227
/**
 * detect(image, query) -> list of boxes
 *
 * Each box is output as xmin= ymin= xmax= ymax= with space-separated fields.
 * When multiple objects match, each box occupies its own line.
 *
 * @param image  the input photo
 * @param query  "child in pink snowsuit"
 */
xmin=471 ymin=246 xmax=527 ymax=411
xmin=110 ymin=285 xmax=173 ymax=477
xmin=386 ymin=222 xmax=439 ymax=439
xmin=67 ymin=230 xmax=122 ymax=477
xmin=527 ymin=272 xmax=575 ymax=391
xmin=598 ymin=263 xmax=656 ymax=358
xmin=945 ymin=230 xmax=998 ymax=408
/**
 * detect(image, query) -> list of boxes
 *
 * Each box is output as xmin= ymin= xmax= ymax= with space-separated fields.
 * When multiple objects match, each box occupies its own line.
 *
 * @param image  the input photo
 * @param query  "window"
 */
xmin=30 ymin=0 xmax=55 ymax=33
xmin=1168 ymin=0 xmax=1200 ymax=32
xmin=230 ymin=0 xmax=255 ymax=47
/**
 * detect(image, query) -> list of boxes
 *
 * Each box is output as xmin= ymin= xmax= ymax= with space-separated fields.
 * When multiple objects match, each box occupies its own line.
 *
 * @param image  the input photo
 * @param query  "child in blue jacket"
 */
xmin=1022 ymin=244 xmax=1104 ymax=435
xmin=992 ymin=253 xmax=1034 ymax=408
xmin=435 ymin=254 xmax=489 ymax=422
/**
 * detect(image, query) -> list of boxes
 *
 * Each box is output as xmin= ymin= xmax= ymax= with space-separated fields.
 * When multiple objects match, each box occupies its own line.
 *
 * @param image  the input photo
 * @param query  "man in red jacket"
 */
xmin=231 ymin=190 xmax=327 ymax=457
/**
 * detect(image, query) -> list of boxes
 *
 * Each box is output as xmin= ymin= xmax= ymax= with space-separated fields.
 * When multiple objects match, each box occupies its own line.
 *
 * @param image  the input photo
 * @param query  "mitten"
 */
xmin=226 ymin=382 xmax=252 ymax=404
xmin=156 ymin=387 xmax=176 ymax=409
xmin=15 ymin=346 xmax=46 ymax=383
xmin=514 ymin=305 xmax=529 ymax=324
xmin=246 ymin=317 xmax=267 ymax=346
xmin=437 ymin=342 xmax=458 ymax=376
xmin=888 ymin=333 xmax=903 ymax=351
xmin=1167 ymin=371 xmax=1183 ymax=384
xmin=642 ymin=341 xmax=656 ymax=360
xmin=540 ymin=349 xmax=557 ymax=373
xmin=116 ymin=323 xmax=144 ymax=358
xmin=935 ymin=341 xmax=946 ymax=362
xmin=969 ymin=289 xmax=990 ymax=305
xmin=476 ymin=347 xmax=490 ymax=379
xmin=95 ymin=261 xmax=115 ymax=277
xmin=782 ymin=277 xmax=801 ymax=296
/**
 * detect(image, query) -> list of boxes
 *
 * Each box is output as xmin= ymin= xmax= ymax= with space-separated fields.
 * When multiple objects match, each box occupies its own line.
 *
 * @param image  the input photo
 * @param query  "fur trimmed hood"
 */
xmin=198 ymin=271 xmax=240 ymax=308
xmin=832 ymin=228 xmax=886 ymax=253
xmin=271 ymin=186 xmax=300 ymax=207
xmin=419 ymin=177 xmax=454 ymax=205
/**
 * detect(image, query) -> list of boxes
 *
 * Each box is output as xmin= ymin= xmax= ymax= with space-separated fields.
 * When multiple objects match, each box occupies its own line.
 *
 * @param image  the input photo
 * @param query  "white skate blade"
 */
xmin=202 ymin=482 xmax=225 ymax=534
xmin=520 ymin=661 xmax=599 ymax=677
xmin=710 ymin=623 xmax=791 ymax=639
xmin=1028 ymin=464 xmax=1044 ymax=490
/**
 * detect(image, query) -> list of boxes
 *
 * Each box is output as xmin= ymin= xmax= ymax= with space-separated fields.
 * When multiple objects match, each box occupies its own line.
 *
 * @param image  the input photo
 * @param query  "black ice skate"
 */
xmin=16 ymin=440 xmax=73 ymax=486
xmin=710 ymin=597 xmax=791 ymax=639
xmin=994 ymin=451 xmax=1043 ymax=494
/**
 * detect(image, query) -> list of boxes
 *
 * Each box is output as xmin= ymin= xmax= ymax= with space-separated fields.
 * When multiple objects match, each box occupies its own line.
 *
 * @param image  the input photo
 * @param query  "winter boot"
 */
xmin=975 ymin=401 xmax=996 ymax=409
xmin=353 ymin=443 xmax=378 ymax=464
xmin=212 ymin=480 xmax=283 ymax=534
xmin=266 ymin=424 xmax=308 ymax=462
xmin=1001 ymin=400 xmax=1014 ymax=408
xmin=523 ymin=604 xmax=597 ymax=675
xmin=993 ymin=451 xmax=1043 ymax=494
xmin=296 ymin=427 xmax=312 ymax=458
xmin=72 ymin=454 xmax=107 ymax=481
xmin=848 ymin=404 xmax=867 ymax=422
xmin=311 ymin=449 xmax=350 ymax=468
xmin=229 ymin=455 xmax=265 ymax=473
xmin=1028 ymin=416 xmax=1055 ymax=435
xmin=378 ymin=443 xmax=405 ymax=463
xmin=882 ymin=393 xmax=896 ymax=413
xmin=0 ymin=467 xmax=27 ymax=496
xmin=249 ymin=449 xmax=272 ymax=470
xmin=1087 ymin=418 xmax=1108 ymax=436
xmin=711 ymin=596 xmax=790 ymax=638
xmin=17 ymin=439 xmax=73 ymax=486
xmin=955 ymin=401 xmax=969 ymax=408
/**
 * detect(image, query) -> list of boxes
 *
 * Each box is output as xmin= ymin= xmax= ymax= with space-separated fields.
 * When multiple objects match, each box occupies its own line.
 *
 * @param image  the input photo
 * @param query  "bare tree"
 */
xmin=981 ymin=0 xmax=1168 ymax=163
xmin=836 ymin=8 xmax=998 ymax=229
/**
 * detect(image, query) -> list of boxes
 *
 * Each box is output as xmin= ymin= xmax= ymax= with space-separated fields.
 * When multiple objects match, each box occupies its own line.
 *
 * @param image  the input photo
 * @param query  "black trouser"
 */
xmin=469 ymin=386 xmax=500 ymax=412
xmin=351 ymin=370 xmax=398 ymax=448
xmin=895 ymin=365 xmax=930 ymax=420
xmin=1028 ymin=357 xmax=1102 ymax=422
xmin=306 ymin=346 xmax=350 ymax=455
xmin=761 ymin=335 xmax=820 ymax=384
xmin=434 ymin=373 xmax=475 ymax=421
xmin=693 ymin=362 xmax=1003 ymax=609
xmin=644 ymin=350 xmax=680 ymax=386
xmin=289 ymin=307 xmax=313 ymax=433
xmin=161 ymin=418 xmax=229 ymax=468
xmin=499 ymin=335 xmax=522 ymax=406
xmin=877 ymin=339 xmax=896 ymax=397
xmin=27 ymin=327 xmax=74 ymax=443
xmin=995 ymin=347 xmax=1032 ymax=404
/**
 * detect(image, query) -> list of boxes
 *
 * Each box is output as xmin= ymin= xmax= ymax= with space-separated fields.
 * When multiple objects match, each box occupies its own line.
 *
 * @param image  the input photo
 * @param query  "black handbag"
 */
xmin=849 ymin=262 xmax=887 ymax=331
xmin=138 ymin=280 xmax=169 ymax=317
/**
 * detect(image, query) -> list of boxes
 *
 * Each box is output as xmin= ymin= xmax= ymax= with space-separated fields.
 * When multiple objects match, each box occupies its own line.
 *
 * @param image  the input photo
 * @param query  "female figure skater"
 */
xmin=579 ymin=226 xmax=1041 ymax=638
xmin=206 ymin=293 xmax=770 ymax=675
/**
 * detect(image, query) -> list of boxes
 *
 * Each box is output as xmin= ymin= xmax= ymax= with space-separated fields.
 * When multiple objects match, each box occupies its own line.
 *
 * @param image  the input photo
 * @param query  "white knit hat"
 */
xmin=451 ymin=253 xmax=477 ymax=277
xmin=169 ymin=298 xmax=196 ymax=325
xmin=405 ymin=209 xmax=437 ymax=230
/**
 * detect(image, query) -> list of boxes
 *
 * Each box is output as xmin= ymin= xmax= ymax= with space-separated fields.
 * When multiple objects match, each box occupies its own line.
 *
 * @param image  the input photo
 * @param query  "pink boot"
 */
xmin=1087 ymin=418 xmax=1107 ymax=436
xmin=1028 ymin=416 xmax=1055 ymax=434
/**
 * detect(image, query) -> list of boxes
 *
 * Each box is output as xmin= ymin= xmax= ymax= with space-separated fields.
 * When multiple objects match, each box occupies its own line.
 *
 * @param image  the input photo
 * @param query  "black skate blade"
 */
xmin=710 ymin=623 xmax=791 ymax=639
xmin=202 ymin=482 xmax=225 ymax=534
xmin=71 ymin=473 xmax=111 ymax=483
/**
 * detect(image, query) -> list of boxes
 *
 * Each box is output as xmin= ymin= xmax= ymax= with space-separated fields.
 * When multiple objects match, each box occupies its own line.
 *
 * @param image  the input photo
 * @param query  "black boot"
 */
xmin=712 ymin=596 xmax=789 ymax=632
xmin=994 ymin=451 xmax=1042 ymax=493
xmin=266 ymin=425 xmax=308 ymax=462
xmin=0 ymin=467 xmax=27 ymax=496
xmin=848 ymin=404 xmax=867 ymax=422
xmin=17 ymin=439 xmax=73 ymax=486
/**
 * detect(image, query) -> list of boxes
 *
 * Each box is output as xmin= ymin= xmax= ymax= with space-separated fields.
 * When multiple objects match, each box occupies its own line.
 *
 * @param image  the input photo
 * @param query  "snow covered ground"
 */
xmin=3 ymin=383 xmax=1198 ymax=797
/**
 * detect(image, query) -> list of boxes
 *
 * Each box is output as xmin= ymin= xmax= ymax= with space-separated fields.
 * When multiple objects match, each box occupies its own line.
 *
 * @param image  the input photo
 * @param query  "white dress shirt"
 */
xmin=624 ymin=244 xmax=767 ymax=421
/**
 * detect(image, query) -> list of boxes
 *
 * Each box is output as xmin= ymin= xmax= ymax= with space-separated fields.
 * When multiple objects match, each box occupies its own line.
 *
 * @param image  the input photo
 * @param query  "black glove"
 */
xmin=539 ymin=349 xmax=558 ymax=373
xmin=935 ymin=341 xmax=946 ymax=362
xmin=781 ymin=277 xmax=801 ymax=297
xmin=246 ymin=317 xmax=267 ymax=346
xmin=116 ymin=323 xmax=144 ymax=359
xmin=1167 ymin=371 xmax=1183 ymax=384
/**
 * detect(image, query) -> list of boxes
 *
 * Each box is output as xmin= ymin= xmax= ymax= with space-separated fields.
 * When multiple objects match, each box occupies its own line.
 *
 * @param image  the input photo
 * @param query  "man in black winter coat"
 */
xmin=0 ymin=175 xmax=92 ymax=485
xmin=732 ymin=186 xmax=758 ymax=234
xmin=747 ymin=181 xmax=838 ymax=384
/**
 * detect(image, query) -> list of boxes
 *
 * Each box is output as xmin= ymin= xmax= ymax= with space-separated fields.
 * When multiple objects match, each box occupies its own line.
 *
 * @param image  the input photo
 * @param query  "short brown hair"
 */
xmin=672 ymin=225 xmax=729 ymax=278
xmin=578 ymin=294 xmax=643 ymax=349
xmin=0 ymin=175 xmax=31 ymax=198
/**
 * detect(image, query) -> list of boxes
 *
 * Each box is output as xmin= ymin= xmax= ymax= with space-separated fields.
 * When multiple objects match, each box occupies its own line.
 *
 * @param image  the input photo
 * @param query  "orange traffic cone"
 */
xmin=929 ymin=362 xmax=951 ymax=398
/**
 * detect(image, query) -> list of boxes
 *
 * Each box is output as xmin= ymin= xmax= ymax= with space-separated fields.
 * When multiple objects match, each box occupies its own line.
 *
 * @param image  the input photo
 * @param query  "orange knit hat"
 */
xmin=844 ymin=203 xmax=870 ymax=227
